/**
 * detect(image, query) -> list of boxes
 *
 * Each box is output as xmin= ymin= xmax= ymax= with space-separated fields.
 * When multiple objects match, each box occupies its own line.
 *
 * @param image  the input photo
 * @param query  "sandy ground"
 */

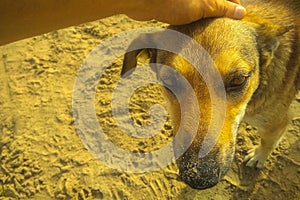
xmin=0 ymin=15 xmax=299 ymax=200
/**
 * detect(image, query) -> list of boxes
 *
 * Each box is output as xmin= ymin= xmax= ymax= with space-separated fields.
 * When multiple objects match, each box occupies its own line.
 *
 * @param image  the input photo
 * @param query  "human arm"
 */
xmin=0 ymin=0 xmax=246 ymax=45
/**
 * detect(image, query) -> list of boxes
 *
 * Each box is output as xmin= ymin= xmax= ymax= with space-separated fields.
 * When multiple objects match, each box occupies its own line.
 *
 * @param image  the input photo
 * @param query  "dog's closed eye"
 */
xmin=229 ymin=76 xmax=248 ymax=88
xmin=226 ymin=71 xmax=251 ymax=93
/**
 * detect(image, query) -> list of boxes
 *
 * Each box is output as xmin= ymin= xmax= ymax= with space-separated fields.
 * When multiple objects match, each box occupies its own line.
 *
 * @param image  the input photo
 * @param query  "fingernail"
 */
xmin=234 ymin=6 xmax=246 ymax=19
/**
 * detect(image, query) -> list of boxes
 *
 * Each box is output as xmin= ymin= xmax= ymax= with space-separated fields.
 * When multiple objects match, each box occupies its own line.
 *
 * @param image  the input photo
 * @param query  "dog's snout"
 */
xmin=178 ymin=159 xmax=223 ymax=190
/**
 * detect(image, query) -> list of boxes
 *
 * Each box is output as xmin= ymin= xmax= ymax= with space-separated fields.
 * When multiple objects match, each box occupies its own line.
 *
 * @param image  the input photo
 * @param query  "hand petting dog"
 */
xmin=0 ymin=0 xmax=246 ymax=45
xmin=127 ymin=0 xmax=246 ymax=25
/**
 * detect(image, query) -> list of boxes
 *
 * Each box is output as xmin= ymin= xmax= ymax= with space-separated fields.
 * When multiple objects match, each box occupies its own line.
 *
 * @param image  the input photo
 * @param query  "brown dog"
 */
xmin=121 ymin=0 xmax=300 ymax=189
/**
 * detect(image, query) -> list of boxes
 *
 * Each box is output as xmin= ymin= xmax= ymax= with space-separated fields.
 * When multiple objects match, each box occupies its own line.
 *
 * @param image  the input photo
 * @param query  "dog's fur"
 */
xmin=121 ymin=0 xmax=300 ymax=189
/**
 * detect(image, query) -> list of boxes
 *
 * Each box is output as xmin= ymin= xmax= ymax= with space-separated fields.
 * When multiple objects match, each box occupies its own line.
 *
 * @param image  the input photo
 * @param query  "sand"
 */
xmin=0 ymin=15 xmax=299 ymax=200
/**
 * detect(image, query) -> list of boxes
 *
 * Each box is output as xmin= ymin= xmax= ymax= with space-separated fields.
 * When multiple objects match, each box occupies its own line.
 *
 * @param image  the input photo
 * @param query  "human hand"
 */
xmin=0 ymin=0 xmax=246 ymax=45
xmin=124 ymin=0 xmax=246 ymax=25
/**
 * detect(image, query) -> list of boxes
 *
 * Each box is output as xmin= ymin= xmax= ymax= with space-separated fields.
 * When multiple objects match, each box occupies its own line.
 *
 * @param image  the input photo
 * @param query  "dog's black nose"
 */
xmin=177 ymin=159 xmax=226 ymax=190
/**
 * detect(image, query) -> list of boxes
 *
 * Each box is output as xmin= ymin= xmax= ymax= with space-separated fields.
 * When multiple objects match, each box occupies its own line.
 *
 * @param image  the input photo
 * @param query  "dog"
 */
xmin=120 ymin=0 xmax=300 ymax=189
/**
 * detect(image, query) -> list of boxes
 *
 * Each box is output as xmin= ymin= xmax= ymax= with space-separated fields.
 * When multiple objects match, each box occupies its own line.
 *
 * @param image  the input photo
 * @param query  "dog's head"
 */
xmin=121 ymin=16 xmax=293 ymax=189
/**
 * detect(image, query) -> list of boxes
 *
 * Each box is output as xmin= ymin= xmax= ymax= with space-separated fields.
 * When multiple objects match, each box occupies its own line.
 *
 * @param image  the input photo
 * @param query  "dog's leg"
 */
xmin=244 ymin=112 xmax=289 ymax=168
xmin=243 ymin=92 xmax=294 ymax=169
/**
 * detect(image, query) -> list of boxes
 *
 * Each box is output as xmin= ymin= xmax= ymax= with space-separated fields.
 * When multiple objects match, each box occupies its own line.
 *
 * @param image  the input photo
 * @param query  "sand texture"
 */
xmin=0 ymin=16 xmax=299 ymax=200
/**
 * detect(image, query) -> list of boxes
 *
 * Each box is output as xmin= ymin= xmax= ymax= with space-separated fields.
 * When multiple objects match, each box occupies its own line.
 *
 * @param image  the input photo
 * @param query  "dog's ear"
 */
xmin=243 ymin=14 xmax=294 ymax=68
xmin=121 ymin=34 xmax=157 ymax=77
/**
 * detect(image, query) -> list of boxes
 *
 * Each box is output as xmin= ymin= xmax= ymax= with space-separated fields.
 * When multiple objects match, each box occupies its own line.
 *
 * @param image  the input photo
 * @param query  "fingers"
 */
xmin=125 ymin=0 xmax=247 ymax=25
xmin=223 ymin=1 xmax=247 ymax=19
xmin=229 ymin=0 xmax=241 ymax=4
xmin=208 ymin=0 xmax=246 ymax=19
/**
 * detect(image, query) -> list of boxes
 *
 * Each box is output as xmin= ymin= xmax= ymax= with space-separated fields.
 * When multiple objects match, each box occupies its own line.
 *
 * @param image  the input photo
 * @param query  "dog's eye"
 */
xmin=231 ymin=76 xmax=247 ymax=87
xmin=227 ymin=74 xmax=250 ymax=92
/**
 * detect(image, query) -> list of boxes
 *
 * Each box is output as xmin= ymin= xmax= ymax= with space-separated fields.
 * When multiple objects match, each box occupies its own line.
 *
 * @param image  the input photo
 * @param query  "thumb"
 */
xmin=222 ymin=1 xmax=247 ymax=19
